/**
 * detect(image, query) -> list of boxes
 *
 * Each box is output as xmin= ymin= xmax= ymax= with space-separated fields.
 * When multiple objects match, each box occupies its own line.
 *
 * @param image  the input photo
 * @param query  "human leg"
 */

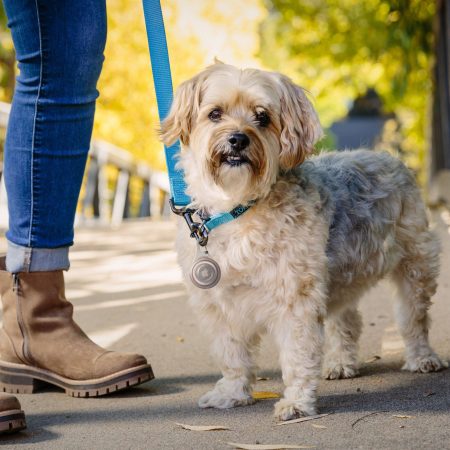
xmin=0 ymin=0 xmax=154 ymax=396
xmin=3 ymin=0 xmax=106 ymax=271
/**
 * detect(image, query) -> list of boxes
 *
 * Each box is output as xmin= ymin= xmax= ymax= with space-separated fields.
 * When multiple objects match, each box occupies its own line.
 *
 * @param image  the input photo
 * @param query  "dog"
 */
xmin=161 ymin=62 xmax=445 ymax=421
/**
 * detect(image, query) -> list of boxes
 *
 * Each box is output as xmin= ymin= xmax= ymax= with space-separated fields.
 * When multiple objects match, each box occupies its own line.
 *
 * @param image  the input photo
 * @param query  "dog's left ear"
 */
xmin=275 ymin=74 xmax=323 ymax=169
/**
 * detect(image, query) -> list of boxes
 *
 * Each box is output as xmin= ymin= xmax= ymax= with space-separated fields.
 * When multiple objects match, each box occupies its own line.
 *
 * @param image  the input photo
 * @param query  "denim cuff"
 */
xmin=6 ymin=241 xmax=70 ymax=273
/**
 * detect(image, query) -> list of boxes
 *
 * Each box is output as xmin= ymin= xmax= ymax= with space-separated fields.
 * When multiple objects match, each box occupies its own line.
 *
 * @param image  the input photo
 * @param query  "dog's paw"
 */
xmin=323 ymin=363 xmax=359 ymax=380
xmin=402 ymin=354 xmax=448 ymax=373
xmin=198 ymin=389 xmax=254 ymax=409
xmin=273 ymin=399 xmax=316 ymax=421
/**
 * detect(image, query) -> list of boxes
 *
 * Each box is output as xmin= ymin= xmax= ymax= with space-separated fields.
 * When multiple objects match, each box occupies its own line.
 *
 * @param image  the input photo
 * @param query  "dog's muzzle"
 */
xmin=222 ymin=132 xmax=250 ymax=167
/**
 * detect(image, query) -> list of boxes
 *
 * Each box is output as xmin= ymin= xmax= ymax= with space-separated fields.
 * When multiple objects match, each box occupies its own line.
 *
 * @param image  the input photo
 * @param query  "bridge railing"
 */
xmin=0 ymin=101 xmax=171 ymax=229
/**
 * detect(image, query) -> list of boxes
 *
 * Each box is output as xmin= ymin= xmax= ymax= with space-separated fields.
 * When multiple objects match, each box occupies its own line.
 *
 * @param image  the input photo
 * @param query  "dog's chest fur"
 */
xmin=176 ymin=174 xmax=330 ymax=318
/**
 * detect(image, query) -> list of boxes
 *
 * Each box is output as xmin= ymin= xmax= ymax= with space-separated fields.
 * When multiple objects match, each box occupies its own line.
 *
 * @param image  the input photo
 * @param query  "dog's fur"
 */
xmin=161 ymin=62 xmax=445 ymax=421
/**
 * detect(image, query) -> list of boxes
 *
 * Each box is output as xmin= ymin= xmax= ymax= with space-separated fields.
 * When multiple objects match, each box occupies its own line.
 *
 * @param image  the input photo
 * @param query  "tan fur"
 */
xmin=161 ymin=63 xmax=446 ymax=421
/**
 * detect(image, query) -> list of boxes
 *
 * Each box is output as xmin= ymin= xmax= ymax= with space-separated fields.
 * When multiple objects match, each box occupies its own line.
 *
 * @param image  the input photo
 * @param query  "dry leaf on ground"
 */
xmin=364 ymin=355 xmax=381 ymax=363
xmin=392 ymin=415 xmax=414 ymax=419
xmin=175 ymin=423 xmax=230 ymax=431
xmin=253 ymin=391 xmax=281 ymax=400
xmin=175 ymin=336 xmax=185 ymax=343
xmin=227 ymin=443 xmax=315 ymax=449
xmin=256 ymin=376 xmax=271 ymax=381
xmin=276 ymin=413 xmax=330 ymax=426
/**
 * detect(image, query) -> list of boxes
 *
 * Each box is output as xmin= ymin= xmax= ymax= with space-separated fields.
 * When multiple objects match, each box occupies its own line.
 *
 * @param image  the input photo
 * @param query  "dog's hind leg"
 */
xmin=392 ymin=228 xmax=446 ymax=373
xmin=323 ymin=299 xmax=362 ymax=380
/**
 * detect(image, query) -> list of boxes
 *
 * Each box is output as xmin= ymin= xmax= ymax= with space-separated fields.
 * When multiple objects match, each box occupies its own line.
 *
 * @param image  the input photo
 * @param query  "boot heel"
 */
xmin=0 ymin=372 xmax=37 ymax=394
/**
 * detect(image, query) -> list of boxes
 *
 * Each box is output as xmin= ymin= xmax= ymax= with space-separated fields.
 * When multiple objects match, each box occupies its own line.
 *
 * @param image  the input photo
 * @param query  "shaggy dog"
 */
xmin=161 ymin=62 xmax=445 ymax=421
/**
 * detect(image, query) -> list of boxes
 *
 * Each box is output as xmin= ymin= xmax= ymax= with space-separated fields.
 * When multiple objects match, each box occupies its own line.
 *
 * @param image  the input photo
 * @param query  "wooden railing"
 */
xmin=0 ymin=101 xmax=171 ymax=229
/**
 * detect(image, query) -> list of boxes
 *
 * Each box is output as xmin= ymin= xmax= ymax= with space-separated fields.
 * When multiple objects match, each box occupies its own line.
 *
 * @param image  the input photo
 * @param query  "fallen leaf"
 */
xmin=227 ymin=443 xmax=315 ymax=449
xmin=256 ymin=376 xmax=271 ymax=381
xmin=276 ymin=413 xmax=330 ymax=426
xmin=311 ymin=424 xmax=327 ymax=429
xmin=253 ymin=391 xmax=281 ymax=400
xmin=364 ymin=355 xmax=381 ymax=363
xmin=176 ymin=423 xmax=230 ymax=431
xmin=176 ymin=336 xmax=185 ymax=343
xmin=392 ymin=415 xmax=414 ymax=419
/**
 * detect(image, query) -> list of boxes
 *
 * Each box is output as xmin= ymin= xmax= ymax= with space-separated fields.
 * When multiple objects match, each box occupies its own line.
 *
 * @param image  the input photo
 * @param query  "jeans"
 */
xmin=2 ymin=0 xmax=107 ymax=272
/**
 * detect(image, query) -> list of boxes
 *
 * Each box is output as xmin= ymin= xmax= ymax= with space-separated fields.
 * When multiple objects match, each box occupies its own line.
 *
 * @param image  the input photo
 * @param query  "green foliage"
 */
xmin=0 ymin=4 xmax=15 ymax=102
xmin=260 ymin=0 xmax=436 ymax=182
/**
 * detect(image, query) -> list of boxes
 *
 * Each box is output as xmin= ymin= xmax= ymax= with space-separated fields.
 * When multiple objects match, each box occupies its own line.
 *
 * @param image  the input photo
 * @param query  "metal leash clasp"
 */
xmin=169 ymin=198 xmax=209 ymax=246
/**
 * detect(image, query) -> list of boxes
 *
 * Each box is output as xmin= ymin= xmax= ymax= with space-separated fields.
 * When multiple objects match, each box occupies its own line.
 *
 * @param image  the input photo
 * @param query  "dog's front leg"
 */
xmin=272 ymin=302 xmax=324 ymax=421
xmin=198 ymin=327 xmax=257 ymax=409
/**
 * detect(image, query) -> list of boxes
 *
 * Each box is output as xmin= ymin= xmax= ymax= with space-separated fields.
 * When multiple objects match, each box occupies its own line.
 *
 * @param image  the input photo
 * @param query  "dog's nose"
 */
xmin=228 ymin=133 xmax=250 ymax=151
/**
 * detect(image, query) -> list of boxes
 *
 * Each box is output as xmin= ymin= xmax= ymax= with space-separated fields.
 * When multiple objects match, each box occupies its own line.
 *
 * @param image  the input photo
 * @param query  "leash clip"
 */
xmin=169 ymin=198 xmax=209 ymax=246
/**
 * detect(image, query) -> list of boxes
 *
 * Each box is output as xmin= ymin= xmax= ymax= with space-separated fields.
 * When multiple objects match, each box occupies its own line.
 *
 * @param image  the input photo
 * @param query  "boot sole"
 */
xmin=0 ymin=360 xmax=154 ymax=397
xmin=0 ymin=409 xmax=26 ymax=434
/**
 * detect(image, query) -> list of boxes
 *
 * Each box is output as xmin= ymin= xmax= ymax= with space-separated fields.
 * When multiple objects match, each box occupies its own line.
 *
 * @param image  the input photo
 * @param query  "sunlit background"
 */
xmin=0 ymin=0 xmax=448 ymax=222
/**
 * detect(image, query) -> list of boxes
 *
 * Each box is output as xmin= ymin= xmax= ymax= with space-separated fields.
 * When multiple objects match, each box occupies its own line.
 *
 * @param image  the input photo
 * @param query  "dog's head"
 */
xmin=161 ymin=62 xmax=323 ymax=209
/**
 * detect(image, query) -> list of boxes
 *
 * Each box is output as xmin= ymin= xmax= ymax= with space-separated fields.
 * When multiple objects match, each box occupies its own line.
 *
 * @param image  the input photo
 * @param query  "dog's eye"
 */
xmin=255 ymin=111 xmax=270 ymax=127
xmin=208 ymin=109 xmax=223 ymax=122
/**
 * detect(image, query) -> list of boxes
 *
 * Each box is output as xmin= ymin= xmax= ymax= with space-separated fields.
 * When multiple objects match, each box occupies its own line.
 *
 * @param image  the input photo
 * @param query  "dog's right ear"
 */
xmin=160 ymin=73 xmax=204 ymax=146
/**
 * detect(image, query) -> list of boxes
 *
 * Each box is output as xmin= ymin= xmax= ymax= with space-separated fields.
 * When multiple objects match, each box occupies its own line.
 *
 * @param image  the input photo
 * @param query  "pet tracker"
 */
xmin=142 ymin=0 xmax=254 ymax=289
xmin=190 ymin=245 xmax=221 ymax=289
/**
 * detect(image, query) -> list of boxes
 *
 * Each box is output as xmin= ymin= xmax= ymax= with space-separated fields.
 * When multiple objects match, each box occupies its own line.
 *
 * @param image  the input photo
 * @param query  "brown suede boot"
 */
xmin=0 ymin=257 xmax=154 ymax=397
xmin=0 ymin=393 xmax=26 ymax=434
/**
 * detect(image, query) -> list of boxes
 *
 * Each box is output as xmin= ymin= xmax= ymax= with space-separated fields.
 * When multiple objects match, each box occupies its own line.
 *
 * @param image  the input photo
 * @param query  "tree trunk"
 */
xmin=430 ymin=0 xmax=450 ymax=204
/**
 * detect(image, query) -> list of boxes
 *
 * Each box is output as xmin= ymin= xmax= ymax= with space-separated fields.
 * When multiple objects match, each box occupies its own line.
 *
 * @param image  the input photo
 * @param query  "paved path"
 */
xmin=1 ymin=211 xmax=450 ymax=450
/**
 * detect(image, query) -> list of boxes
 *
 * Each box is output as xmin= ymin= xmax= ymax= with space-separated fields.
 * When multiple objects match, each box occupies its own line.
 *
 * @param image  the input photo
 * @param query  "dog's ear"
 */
xmin=160 ymin=73 xmax=205 ymax=146
xmin=275 ymin=74 xmax=323 ymax=169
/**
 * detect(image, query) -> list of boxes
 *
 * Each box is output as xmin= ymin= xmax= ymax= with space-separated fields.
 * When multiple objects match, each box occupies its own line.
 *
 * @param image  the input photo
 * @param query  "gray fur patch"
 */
xmin=295 ymin=150 xmax=419 ymax=283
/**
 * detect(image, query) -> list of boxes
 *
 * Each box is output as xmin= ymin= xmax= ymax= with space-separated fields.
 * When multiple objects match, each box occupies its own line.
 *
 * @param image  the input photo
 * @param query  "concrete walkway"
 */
xmin=1 ymin=211 xmax=449 ymax=450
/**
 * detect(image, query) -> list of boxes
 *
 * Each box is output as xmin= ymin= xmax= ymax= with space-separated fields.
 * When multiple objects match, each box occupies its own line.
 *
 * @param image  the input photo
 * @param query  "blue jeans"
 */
xmin=3 ymin=0 xmax=107 ymax=272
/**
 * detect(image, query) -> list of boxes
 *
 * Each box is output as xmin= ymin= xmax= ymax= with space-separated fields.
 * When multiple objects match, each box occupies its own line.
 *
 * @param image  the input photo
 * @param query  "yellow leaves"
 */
xmin=93 ymin=0 xmax=267 ymax=171
xmin=253 ymin=391 xmax=281 ymax=400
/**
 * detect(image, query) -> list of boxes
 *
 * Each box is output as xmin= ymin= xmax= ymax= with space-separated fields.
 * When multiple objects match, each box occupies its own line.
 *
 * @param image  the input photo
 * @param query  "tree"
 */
xmin=0 ymin=5 xmax=14 ymax=102
xmin=260 ymin=0 xmax=436 ymax=182
xmin=94 ymin=0 xmax=266 ymax=170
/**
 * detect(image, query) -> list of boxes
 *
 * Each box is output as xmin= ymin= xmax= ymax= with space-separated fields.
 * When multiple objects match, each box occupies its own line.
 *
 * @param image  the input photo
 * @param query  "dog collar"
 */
xmin=200 ymin=201 xmax=256 ymax=232
xmin=170 ymin=199 xmax=256 ymax=246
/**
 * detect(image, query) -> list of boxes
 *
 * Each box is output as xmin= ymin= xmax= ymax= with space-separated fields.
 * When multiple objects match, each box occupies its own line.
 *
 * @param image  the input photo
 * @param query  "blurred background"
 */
xmin=0 ymin=0 xmax=448 ymax=226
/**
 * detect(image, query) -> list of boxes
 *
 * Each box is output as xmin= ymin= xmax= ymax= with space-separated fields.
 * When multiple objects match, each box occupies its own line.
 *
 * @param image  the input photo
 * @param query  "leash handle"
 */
xmin=142 ymin=0 xmax=190 ymax=207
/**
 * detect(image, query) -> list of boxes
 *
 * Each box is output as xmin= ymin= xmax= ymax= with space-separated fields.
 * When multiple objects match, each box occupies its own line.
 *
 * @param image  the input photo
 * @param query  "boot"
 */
xmin=0 ymin=257 xmax=154 ymax=397
xmin=0 ymin=393 xmax=26 ymax=434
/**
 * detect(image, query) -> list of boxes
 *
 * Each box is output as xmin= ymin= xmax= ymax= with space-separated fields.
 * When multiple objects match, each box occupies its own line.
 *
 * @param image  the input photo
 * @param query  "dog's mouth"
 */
xmin=221 ymin=153 xmax=250 ymax=167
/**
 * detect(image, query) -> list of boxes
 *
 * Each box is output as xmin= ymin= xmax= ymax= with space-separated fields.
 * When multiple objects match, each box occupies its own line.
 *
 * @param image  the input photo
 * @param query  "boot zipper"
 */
xmin=12 ymin=273 xmax=19 ymax=292
xmin=13 ymin=274 xmax=33 ymax=364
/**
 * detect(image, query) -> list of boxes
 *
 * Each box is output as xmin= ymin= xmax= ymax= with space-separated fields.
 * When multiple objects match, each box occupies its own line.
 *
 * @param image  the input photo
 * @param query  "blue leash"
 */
xmin=142 ymin=0 xmax=189 ymax=207
xmin=142 ymin=0 xmax=254 ymax=245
